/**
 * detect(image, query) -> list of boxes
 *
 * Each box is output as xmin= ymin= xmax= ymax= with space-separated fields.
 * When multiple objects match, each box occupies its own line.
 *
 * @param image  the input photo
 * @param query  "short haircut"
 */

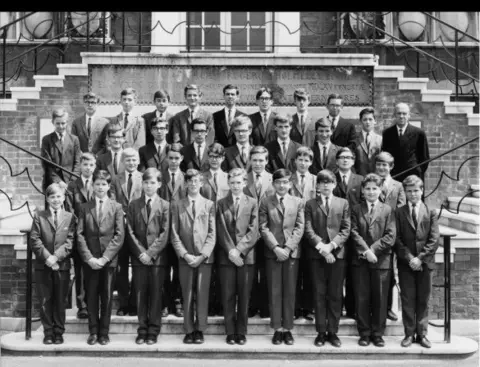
xmin=361 ymin=173 xmax=383 ymax=188
xmin=336 ymin=147 xmax=356 ymax=160
xmin=273 ymin=168 xmax=291 ymax=181
xmin=143 ymin=167 xmax=162 ymax=183
xmin=375 ymin=151 xmax=395 ymax=165
xmin=121 ymin=147 xmax=139 ymax=162
xmin=293 ymin=88 xmax=310 ymax=101
xmin=80 ymin=152 xmax=96 ymax=163
xmin=208 ymin=142 xmax=225 ymax=157
xmin=327 ymin=93 xmax=343 ymax=105
xmin=191 ymin=118 xmax=207 ymax=131
xmin=120 ymin=88 xmax=137 ymax=98
xmin=231 ymin=115 xmax=252 ymax=130
xmin=223 ymin=84 xmax=239 ymax=95
xmin=184 ymin=84 xmax=201 ymax=96
xmin=359 ymin=107 xmax=376 ymax=120
xmin=46 ymin=182 xmax=65 ymax=197
xmin=150 ymin=117 xmax=168 ymax=130
xmin=83 ymin=92 xmax=100 ymax=103
xmin=92 ymin=169 xmax=112 ymax=184
xmin=316 ymin=170 xmax=336 ymax=184
xmin=249 ymin=145 xmax=269 ymax=160
xmin=402 ymin=175 xmax=424 ymax=190
xmin=273 ymin=114 xmax=293 ymax=127
xmin=185 ymin=168 xmax=201 ymax=181
xmin=153 ymin=90 xmax=170 ymax=101
xmin=168 ymin=143 xmax=184 ymax=156
xmin=394 ymin=102 xmax=410 ymax=113
xmin=52 ymin=108 xmax=68 ymax=121
xmin=256 ymin=87 xmax=273 ymax=100
xmin=106 ymin=123 xmax=126 ymax=137
xmin=228 ymin=167 xmax=247 ymax=181
xmin=315 ymin=117 xmax=332 ymax=130
xmin=295 ymin=146 xmax=314 ymax=161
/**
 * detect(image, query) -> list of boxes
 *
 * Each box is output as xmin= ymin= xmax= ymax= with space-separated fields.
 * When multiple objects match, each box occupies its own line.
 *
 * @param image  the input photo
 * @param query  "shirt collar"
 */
xmin=382 ymin=175 xmax=391 ymax=187
xmin=237 ymin=142 xmax=250 ymax=151
xmin=55 ymin=131 xmax=64 ymax=140
xmin=81 ymin=175 xmax=91 ymax=186
xmin=397 ymin=123 xmax=408 ymax=132
xmin=277 ymin=138 xmax=290 ymax=147
xmin=297 ymin=111 xmax=308 ymax=119
xmin=261 ymin=110 xmax=271 ymax=121
xmin=321 ymin=193 xmax=333 ymax=202
xmin=232 ymin=193 xmax=243 ymax=202
xmin=190 ymin=106 xmax=199 ymax=115
xmin=95 ymin=196 xmax=108 ymax=206
xmin=49 ymin=207 xmax=62 ymax=217
xmin=86 ymin=113 xmax=95 ymax=121
xmin=362 ymin=130 xmax=373 ymax=138
xmin=210 ymin=169 xmax=220 ymax=177
xmin=318 ymin=140 xmax=331 ymax=149
xmin=168 ymin=169 xmax=179 ymax=177
xmin=339 ymin=170 xmax=351 ymax=182
xmin=225 ymin=106 xmax=235 ymax=114
xmin=145 ymin=194 xmax=157 ymax=205
xmin=297 ymin=171 xmax=308 ymax=181
xmin=111 ymin=149 xmax=123 ymax=159
xmin=155 ymin=110 xmax=166 ymax=118
xmin=408 ymin=200 xmax=421 ymax=211
xmin=188 ymin=195 xmax=200 ymax=204
xmin=154 ymin=140 xmax=166 ymax=150
xmin=367 ymin=199 xmax=379 ymax=208
xmin=276 ymin=193 xmax=287 ymax=202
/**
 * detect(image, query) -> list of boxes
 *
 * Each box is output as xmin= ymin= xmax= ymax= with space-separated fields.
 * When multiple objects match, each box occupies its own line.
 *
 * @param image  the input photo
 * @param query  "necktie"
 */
xmin=365 ymin=132 xmax=370 ymax=152
xmin=190 ymin=110 xmax=194 ymax=122
xmin=85 ymin=179 xmax=91 ymax=200
xmin=146 ymin=198 xmax=152 ymax=219
xmin=300 ymin=115 xmax=305 ymax=133
xmin=324 ymin=196 xmax=329 ymax=214
xmin=300 ymin=174 xmax=305 ymax=192
xmin=157 ymin=144 xmax=162 ymax=161
xmin=58 ymin=133 xmax=63 ymax=148
xmin=228 ymin=109 xmax=233 ymax=125
xmin=197 ymin=143 xmax=202 ymax=162
xmin=369 ymin=203 xmax=375 ymax=223
xmin=263 ymin=113 xmax=268 ymax=133
xmin=399 ymin=128 xmax=403 ymax=137
xmin=191 ymin=200 xmax=196 ymax=218
xmin=412 ymin=203 xmax=418 ymax=228
xmin=124 ymin=113 xmax=129 ymax=129
xmin=241 ymin=146 xmax=247 ymax=164
xmin=342 ymin=175 xmax=347 ymax=190
xmin=213 ymin=172 xmax=218 ymax=191
xmin=234 ymin=196 xmax=240 ymax=219
xmin=322 ymin=146 xmax=327 ymax=168
xmin=87 ymin=117 xmax=91 ymax=137
xmin=127 ymin=173 xmax=133 ymax=200
xmin=255 ymin=173 xmax=262 ymax=198
xmin=171 ymin=172 xmax=176 ymax=191
xmin=54 ymin=210 xmax=58 ymax=228
xmin=114 ymin=152 xmax=118 ymax=175
xmin=279 ymin=197 xmax=285 ymax=213
xmin=282 ymin=141 xmax=287 ymax=160
xmin=331 ymin=116 xmax=336 ymax=131
xmin=98 ymin=200 xmax=103 ymax=223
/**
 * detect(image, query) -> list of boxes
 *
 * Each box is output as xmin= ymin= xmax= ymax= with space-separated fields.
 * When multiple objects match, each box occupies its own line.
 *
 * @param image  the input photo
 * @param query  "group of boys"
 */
xmin=34 ymin=84 xmax=438 ymax=350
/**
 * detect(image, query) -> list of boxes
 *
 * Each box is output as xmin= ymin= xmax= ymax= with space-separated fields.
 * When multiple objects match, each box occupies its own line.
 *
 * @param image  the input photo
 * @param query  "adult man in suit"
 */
xmin=381 ymin=102 xmax=430 ymax=183
xmin=222 ymin=115 xmax=253 ymax=172
xmin=138 ymin=118 xmax=170 ymax=174
xmin=41 ymin=108 xmax=82 ymax=193
xmin=265 ymin=115 xmax=302 ymax=174
xmin=96 ymin=124 xmax=126 ymax=180
xmin=170 ymin=169 xmax=216 ymax=345
xmin=171 ymin=84 xmax=215 ymax=147
xmin=250 ymin=87 xmax=277 ymax=146
xmin=325 ymin=93 xmax=357 ymax=152
xmin=354 ymin=107 xmax=382 ymax=176
xmin=142 ymin=90 xmax=174 ymax=145
xmin=213 ymin=84 xmax=246 ymax=148
xmin=180 ymin=119 xmax=211 ymax=172
xmin=71 ymin=92 xmax=110 ymax=155
xmin=290 ymin=88 xmax=317 ymax=148
xmin=311 ymin=118 xmax=340 ymax=175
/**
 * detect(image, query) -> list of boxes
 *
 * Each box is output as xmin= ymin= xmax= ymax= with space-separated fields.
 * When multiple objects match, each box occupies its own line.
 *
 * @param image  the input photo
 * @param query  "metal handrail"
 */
xmin=422 ymin=11 xmax=479 ymax=42
xmin=0 ymin=12 xmax=37 ymax=33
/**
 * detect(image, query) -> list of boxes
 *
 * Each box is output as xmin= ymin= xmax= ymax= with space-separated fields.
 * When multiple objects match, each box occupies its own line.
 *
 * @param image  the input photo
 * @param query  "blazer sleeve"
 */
xmin=76 ymin=206 xmax=94 ymax=262
xmin=30 ymin=214 xmax=52 ymax=261
xmin=235 ymin=200 xmax=259 ymax=256
xmin=397 ymin=184 xmax=407 ymax=208
xmin=215 ymin=202 xmax=237 ymax=254
xmin=92 ymin=123 xmax=108 ymax=156
xmin=417 ymin=209 xmax=440 ymax=262
xmin=370 ymin=207 xmax=396 ymax=256
xmin=71 ymin=120 xmax=78 ymax=137
xmin=284 ymin=199 xmax=305 ymax=252
xmin=394 ymin=210 xmax=415 ymax=262
xmin=145 ymin=201 xmax=171 ymax=259
xmin=72 ymin=137 xmax=82 ymax=176
xmin=171 ymin=115 xmax=181 ymax=144
xmin=206 ymin=112 xmax=215 ymax=145
xmin=331 ymin=200 xmax=351 ymax=248
xmin=53 ymin=214 xmax=75 ymax=262
xmin=41 ymin=137 xmax=60 ymax=184
xmin=64 ymin=181 xmax=75 ymax=213
xmin=417 ymin=130 xmax=430 ymax=174
xmin=102 ymin=203 xmax=125 ymax=261
xmin=346 ymin=122 xmax=358 ymax=152
xmin=200 ymin=201 xmax=217 ymax=258
xmin=170 ymin=202 xmax=188 ymax=258
xmin=350 ymin=207 xmax=370 ymax=255
xmin=126 ymin=204 xmax=148 ymax=258
xmin=304 ymin=201 xmax=322 ymax=248
xmin=133 ymin=117 xmax=146 ymax=150
xmin=259 ymin=198 xmax=280 ymax=250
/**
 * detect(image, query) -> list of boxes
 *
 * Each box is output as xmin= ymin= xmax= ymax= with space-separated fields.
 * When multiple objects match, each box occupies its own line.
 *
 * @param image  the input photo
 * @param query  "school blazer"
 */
xmin=289 ymin=172 xmax=317 ymax=202
xmin=216 ymin=193 xmax=259 ymax=265
xmin=200 ymin=170 xmax=230 ymax=204
xmin=265 ymin=140 xmax=302 ymax=174
xmin=222 ymin=145 xmax=252 ymax=172
xmin=142 ymin=110 xmax=174 ymax=145
xmin=304 ymin=196 xmax=351 ymax=259
xmin=127 ymin=196 xmax=170 ymax=266
xmin=96 ymin=151 xmax=126 ymax=179
xmin=65 ymin=177 xmax=93 ymax=215
xmin=394 ymin=202 xmax=440 ymax=270
xmin=354 ymin=132 xmax=382 ymax=176
xmin=333 ymin=171 xmax=364 ymax=203
xmin=109 ymin=171 xmax=144 ymax=213
xmin=71 ymin=114 xmax=110 ymax=154
xmin=213 ymin=108 xmax=246 ymax=148
xmin=40 ymin=132 xmax=82 ymax=191
xmin=30 ymin=210 xmax=75 ymax=270
xmin=290 ymin=113 xmax=317 ymax=148
xmin=350 ymin=201 xmax=396 ymax=269
xmin=243 ymin=171 xmax=275 ymax=204
xmin=108 ymin=112 xmax=146 ymax=151
xmin=250 ymin=111 xmax=277 ymax=146
xmin=329 ymin=117 xmax=357 ymax=152
xmin=380 ymin=178 xmax=406 ymax=211
xmin=180 ymin=143 xmax=210 ymax=172
xmin=310 ymin=142 xmax=339 ymax=175
xmin=170 ymin=196 xmax=216 ymax=264
xmin=138 ymin=142 xmax=170 ymax=174
xmin=158 ymin=171 xmax=187 ymax=203
xmin=171 ymin=108 xmax=215 ymax=147
xmin=76 ymin=199 xmax=125 ymax=267
xmin=259 ymin=194 xmax=305 ymax=259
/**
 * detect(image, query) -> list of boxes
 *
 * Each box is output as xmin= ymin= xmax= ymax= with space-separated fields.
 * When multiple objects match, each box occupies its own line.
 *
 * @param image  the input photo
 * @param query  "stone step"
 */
xmin=444 ymin=101 xmax=475 ymax=115
xmin=447 ymin=196 xmax=480 ymax=215
xmin=439 ymin=225 xmax=479 ymax=249
xmin=61 ymin=315 xmax=404 ymax=336
xmin=1 ymin=331 xmax=477 ymax=359
xmin=469 ymin=184 xmax=479 ymax=198
xmin=0 ymin=204 xmax=35 ymax=231
xmin=467 ymin=113 xmax=479 ymax=126
xmin=437 ymin=209 xmax=480 ymax=234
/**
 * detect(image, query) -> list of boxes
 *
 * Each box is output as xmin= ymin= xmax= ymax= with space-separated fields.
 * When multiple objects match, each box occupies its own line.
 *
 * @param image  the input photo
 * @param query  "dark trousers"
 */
xmin=219 ymin=264 xmax=255 ymax=335
xmin=249 ymin=241 xmax=269 ymax=315
xmin=115 ymin=236 xmax=136 ymax=311
xmin=387 ymin=253 xmax=396 ymax=311
xmin=310 ymin=258 xmax=346 ymax=334
xmin=353 ymin=263 xmax=391 ymax=337
xmin=163 ymin=245 xmax=182 ymax=312
xmin=178 ymin=263 xmax=212 ymax=334
xmin=35 ymin=268 xmax=70 ymax=337
xmin=295 ymin=248 xmax=313 ymax=312
xmin=132 ymin=265 xmax=166 ymax=337
xmin=83 ymin=265 xmax=116 ymax=337
xmin=398 ymin=263 xmax=432 ymax=337
xmin=72 ymin=248 xmax=87 ymax=310
xmin=265 ymin=257 xmax=299 ymax=330
xmin=343 ymin=255 xmax=356 ymax=316
xmin=208 ymin=264 xmax=223 ymax=314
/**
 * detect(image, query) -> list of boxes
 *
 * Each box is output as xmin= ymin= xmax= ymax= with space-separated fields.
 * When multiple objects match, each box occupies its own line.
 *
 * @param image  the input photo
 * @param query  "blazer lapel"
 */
xmin=148 ymin=197 xmax=160 ymax=223
xmin=316 ymin=197 xmax=327 ymax=216
xmin=46 ymin=211 xmax=56 ymax=230
xmin=55 ymin=211 xmax=68 ymax=233
xmin=78 ymin=180 xmax=88 ymax=201
xmin=405 ymin=205 xmax=416 ymax=230
xmin=206 ymin=171 xmax=217 ymax=195
xmin=234 ymin=146 xmax=244 ymax=168
xmin=185 ymin=199 xmax=194 ymax=221
xmin=313 ymin=143 xmax=322 ymax=169
xmin=246 ymin=173 xmax=257 ymax=200
xmin=273 ymin=195 xmax=284 ymax=217
xmin=361 ymin=202 xmax=371 ymax=225
xmin=141 ymin=201 xmax=148 ymax=224
xmin=291 ymin=174 xmax=303 ymax=197
xmin=147 ymin=143 xmax=160 ymax=166
xmin=276 ymin=142 xmax=285 ymax=165
xmin=54 ymin=134 xmax=63 ymax=155
xmin=81 ymin=114 xmax=89 ymax=138
xmin=90 ymin=203 xmax=99 ymax=227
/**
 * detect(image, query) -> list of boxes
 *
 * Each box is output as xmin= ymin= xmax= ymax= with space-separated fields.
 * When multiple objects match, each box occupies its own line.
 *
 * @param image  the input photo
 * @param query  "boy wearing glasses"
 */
xmin=142 ymin=90 xmax=174 ymax=145
xmin=181 ymin=118 xmax=210 ymax=172
xmin=250 ymin=87 xmax=277 ymax=146
xmin=138 ymin=118 xmax=170 ymax=174
xmin=96 ymin=123 xmax=126 ymax=180
xmin=223 ymin=115 xmax=253 ymax=172
xmin=325 ymin=93 xmax=357 ymax=152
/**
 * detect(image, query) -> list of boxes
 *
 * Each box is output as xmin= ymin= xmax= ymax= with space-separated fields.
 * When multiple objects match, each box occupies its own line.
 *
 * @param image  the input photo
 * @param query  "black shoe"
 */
xmin=401 ymin=335 xmax=414 ymax=348
xmin=128 ymin=308 xmax=137 ymax=316
xmin=417 ymin=335 xmax=431 ymax=348
xmin=303 ymin=310 xmax=314 ymax=321
xmin=161 ymin=307 xmax=169 ymax=317
xmin=174 ymin=302 xmax=184 ymax=318
xmin=193 ymin=330 xmax=204 ymax=344
xmin=217 ymin=308 xmax=224 ymax=317
xmin=87 ymin=334 xmax=98 ymax=345
xmin=327 ymin=332 xmax=341 ymax=348
xmin=77 ymin=308 xmax=89 ymax=319
xmin=283 ymin=331 xmax=294 ymax=345
xmin=248 ymin=308 xmax=258 ymax=318
xmin=345 ymin=312 xmax=356 ymax=319
xmin=116 ymin=308 xmax=128 ymax=316
xmin=98 ymin=335 xmax=110 ymax=345
xmin=135 ymin=335 xmax=146 ymax=345
xmin=259 ymin=309 xmax=270 ymax=318
xmin=54 ymin=334 xmax=64 ymax=345
xmin=358 ymin=336 xmax=370 ymax=346
xmin=372 ymin=336 xmax=385 ymax=347
xmin=314 ymin=332 xmax=326 ymax=347
xmin=387 ymin=309 xmax=398 ymax=321
xmin=183 ymin=333 xmax=194 ymax=344
xmin=43 ymin=335 xmax=54 ymax=345
xmin=146 ymin=336 xmax=157 ymax=345
xmin=272 ymin=331 xmax=283 ymax=345
xmin=236 ymin=334 xmax=246 ymax=345
xmin=226 ymin=334 xmax=236 ymax=345
xmin=294 ymin=308 xmax=302 ymax=320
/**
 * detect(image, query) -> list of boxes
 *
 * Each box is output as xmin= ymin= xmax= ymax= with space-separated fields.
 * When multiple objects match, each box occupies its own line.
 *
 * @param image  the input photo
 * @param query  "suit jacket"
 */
xmin=380 ymin=178 xmax=406 ymax=211
xmin=96 ymin=151 xmax=126 ymax=180
xmin=180 ymin=142 xmax=210 ymax=172
xmin=142 ymin=109 xmax=174 ymax=145
xmin=381 ymin=123 xmax=430 ymax=180
xmin=170 ymin=195 xmax=216 ymax=264
xmin=30 ymin=210 xmax=75 ymax=270
xmin=310 ymin=142 xmax=340 ymax=175
xmin=265 ymin=140 xmax=302 ymax=174
xmin=213 ymin=108 xmax=246 ymax=148
xmin=71 ymin=114 xmax=110 ymax=154
xmin=243 ymin=171 xmax=275 ymax=204
xmin=350 ymin=201 xmax=396 ymax=269
xmin=394 ymin=202 xmax=440 ymax=270
xmin=138 ymin=142 xmax=170 ymax=173
xmin=329 ymin=116 xmax=357 ymax=152
xmin=171 ymin=108 xmax=215 ymax=147
xmin=304 ymin=196 xmax=351 ymax=259
xmin=354 ymin=132 xmax=382 ymax=176
xmin=41 ymin=132 xmax=82 ymax=191
xmin=290 ymin=113 xmax=317 ymax=148
xmin=258 ymin=194 xmax=305 ymax=259
xmin=222 ymin=145 xmax=252 ymax=172
xmin=127 ymin=195 xmax=170 ymax=266
xmin=109 ymin=171 xmax=144 ymax=213
xmin=216 ymin=193 xmax=259 ymax=265
xmin=250 ymin=111 xmax=277 ymax=146
xmin=65 ymin=177 xmax=93 ymax=215
xmin=76 ymin=198 xmax=125 ymax=267
xmin=108 ymin=112 xmax=146 ymax=151
xmin=158 ymin=170 xmax=187 ymax=203
xmin=200 ymin=170 xmax=230 ymax=204
xmin=333 ymin=171 xmax=364 ymax=207
xmin=289 ymin=171 xmax=317 ymax=203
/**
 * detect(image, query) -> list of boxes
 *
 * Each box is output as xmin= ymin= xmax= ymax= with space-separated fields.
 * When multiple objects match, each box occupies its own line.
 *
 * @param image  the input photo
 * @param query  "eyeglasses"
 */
xmin=328 ymin=103 xmax=342 ymax=108
xmin=338 ymin=156 xmax=354 ymax=160
xmin=193 ymin=129 xmax=207 ymax=134
xmin=208 ymin=155 xmax=222 ymax=160
xmin=258 ymin=97 xmax=271 ymax=102
xmin=152 ymin=127 xmax=167 ymax=131
xmin=109 ymin=135 xmax=124 ymax=140
xmin=85 ymin=101 xmax=97 ymax=105
xmin=234 ymin=129 xmax=250 ymax=134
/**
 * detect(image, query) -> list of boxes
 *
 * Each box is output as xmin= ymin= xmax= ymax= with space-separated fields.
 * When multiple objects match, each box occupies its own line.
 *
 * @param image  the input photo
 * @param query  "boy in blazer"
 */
xmin=171 ymin=84 xmax=215 ymax=147
xmin=325 ymin=93 xmax=357 ymax=152
xmin=180 ymin=118 xmax=211 ymax=172
xmin=65 ymin=152 xmax=97 ymax=319
xmin=109 ymin=148 xmax=144 ymax=317
xmin=310 ymin=118 xmax=340 ymax=175
xmin=76 ymin=170 xmax=125 ymax=346
xmin=216 ymin=168 xmax=259 ymax=345
xmin=142 ymin=90 xmax=174 ymax=145
xmin=259 ymin=169 xmax=305 ymax=346
xmin=350 ymin=173 xmax=396 ymax=348
xmin=213 ymin=84 xmax=246 ymax=148
xmin=138 ymin=118 xmax=170 ymax=174
xmin=354 ymin=107 xmax=382 ymax=176
xmin=304 ymin=170 xmax=351 ymax=348
xmin=170 ymin=169 xmax=216 ymax=345
xmin=395 ymin=175 xmax=439 ymax=349
xmin=30 ymin=183 xmax=75 ymax=345
xmin=250 ymin=87 xmax=277 ymax=146
xmin=127 ymin=168 xmax=170 ymax=345
xmin=290 ymin=88 xmax=316 ymax=148
xmin=96 ymin=123 xmax=126 ymax=180
xmin=222 ymin=115 xmax=253 ymax=172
